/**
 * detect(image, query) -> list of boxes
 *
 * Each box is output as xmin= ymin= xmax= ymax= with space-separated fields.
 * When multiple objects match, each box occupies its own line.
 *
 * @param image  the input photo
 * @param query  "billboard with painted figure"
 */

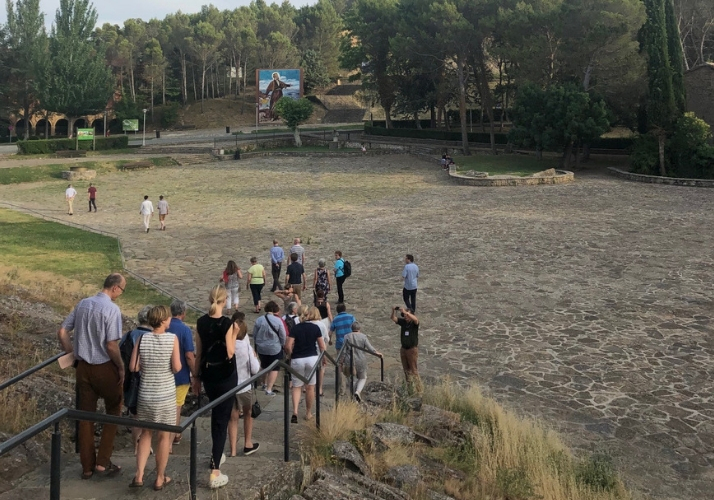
xmin=256 ymin=69 xmax=303 ymax=123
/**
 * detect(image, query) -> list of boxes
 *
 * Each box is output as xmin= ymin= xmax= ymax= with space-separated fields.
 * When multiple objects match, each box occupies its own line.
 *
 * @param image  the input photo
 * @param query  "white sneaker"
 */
xmin=220 ymin=453 xmax=226 ymax=466
xmin=209 ymin=472 xmax=229 ymax=489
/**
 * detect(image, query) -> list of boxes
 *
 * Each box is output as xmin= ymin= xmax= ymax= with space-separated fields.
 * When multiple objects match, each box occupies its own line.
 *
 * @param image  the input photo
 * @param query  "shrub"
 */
xmin=16 ymin=136 xmax=129 ymax=154
xmin=364 ymin=125 xmax=510 ymax=144
xmin=575 ymin=453 xmax=618 ymax=491
xmin=629 ymin=134 xmax=661 ymax=174
xmin=496 ymin=467 xmax=535 ymax=500
xmin=160 ymin=103 xmax=180 ymax=129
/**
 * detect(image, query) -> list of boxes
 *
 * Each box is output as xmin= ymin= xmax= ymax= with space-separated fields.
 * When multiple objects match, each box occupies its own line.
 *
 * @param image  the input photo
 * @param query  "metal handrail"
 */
xmin=0 ymin=352 xmax=65 ymax=392
xmin=341 ymin=341 xmax=385 ymax=398
xmin=0 ymin=349 xmax=351 ymax=500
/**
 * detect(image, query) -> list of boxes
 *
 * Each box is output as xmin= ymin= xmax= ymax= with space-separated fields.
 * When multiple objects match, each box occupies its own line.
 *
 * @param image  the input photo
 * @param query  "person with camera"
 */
xmin=390 ymin=306 xmax=422 ymax=393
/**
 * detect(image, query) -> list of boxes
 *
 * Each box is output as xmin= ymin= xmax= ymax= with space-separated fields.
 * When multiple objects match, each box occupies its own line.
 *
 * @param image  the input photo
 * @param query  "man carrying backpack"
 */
xmin=333 ymin=250 xmax=349 ymax=304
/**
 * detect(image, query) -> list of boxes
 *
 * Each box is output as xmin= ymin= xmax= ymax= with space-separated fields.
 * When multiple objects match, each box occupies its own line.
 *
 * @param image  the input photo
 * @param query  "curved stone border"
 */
xmin=608 ymin=167 xmax=714 ymax=187
xmin=448 ymin=166 xmax=574 ymax=186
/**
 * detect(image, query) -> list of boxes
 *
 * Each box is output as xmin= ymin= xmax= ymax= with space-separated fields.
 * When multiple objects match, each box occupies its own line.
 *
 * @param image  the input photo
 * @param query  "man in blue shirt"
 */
xmin=270 ymin=239 xmax=285 ymax=292
xmin=169 ymin=299 xmax=195 ymax=447
xmin=329 ymin=303 xmax=355 ymax=395
xmin=402 ymin=254 xmax=419 ymax=312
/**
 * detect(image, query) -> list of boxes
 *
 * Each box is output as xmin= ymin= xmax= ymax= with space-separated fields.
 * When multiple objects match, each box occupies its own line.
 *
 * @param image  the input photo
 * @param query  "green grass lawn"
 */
xmin=0 ymin=208 xmax=176 ymax=313
xmin=0 ymin=157 xmax=177 ymax=185
xmin=456 ymin=153 xmax=630 ymax=176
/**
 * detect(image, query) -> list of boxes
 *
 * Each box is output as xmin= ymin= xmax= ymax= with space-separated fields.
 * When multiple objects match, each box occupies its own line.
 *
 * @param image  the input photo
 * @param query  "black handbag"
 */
xmin=125 ymin=336 xmax=143 ymax=408
xmin=251 ymin=399 xmax=262 ymax=418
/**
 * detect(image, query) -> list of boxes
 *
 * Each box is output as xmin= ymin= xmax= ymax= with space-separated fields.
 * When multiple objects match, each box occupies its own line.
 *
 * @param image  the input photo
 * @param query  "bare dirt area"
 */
xmin=0 ymin=154 xmax=713 ymax=499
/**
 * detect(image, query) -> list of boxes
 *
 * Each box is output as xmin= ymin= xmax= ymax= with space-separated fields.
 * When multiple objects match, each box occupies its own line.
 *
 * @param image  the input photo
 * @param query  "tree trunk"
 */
xmin=181 ymin=54 xmax=188 ymax=104
xmin=473 ymin=50 xmax=497 ymax=154
xmin=23 ymin=94 xmax=31 ymax=140
xmin=456 ymin=55 xmax=470 ymax=155
xmin=293 ymin=127 xmax=302 ymax=147
xmin=536 ymin=148 xmax=543 ymax=160
xmin=414 ymin=112 xmax=421 ymax=129
xmin=201 ymin=61 xmax=206 ymax=113
xmin=150 ymin=76 xmax=155 ymax=121
xmin=575 ymin=141 xmax=581 ymax=169
xmin=582 ymin=143 xmax=591 ymax=162
xmin=192 ymin=65 xmax=197 ymax=101
xmin=162 ymin=69 xmax=166 ymax=105
xmin=658 ymin=133 xmax=666 ymax=176
xmin=384 ymin=103 xmax=393 ymax=129
xmin=129 ymin=66 xmax=136 ymax=102
xmin=430 ymin=105 xmax=436 ymax=129
xmin=561 ymin=141 xmax=574 ymax=169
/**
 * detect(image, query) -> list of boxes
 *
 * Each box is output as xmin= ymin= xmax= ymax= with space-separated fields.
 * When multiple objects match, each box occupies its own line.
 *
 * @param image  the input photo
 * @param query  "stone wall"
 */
xmin=448 ymin=167 xmax=574 ymax=186
xmin=684 ymin=64 xmax=714 ymax=135
xmin=608 ymin=167 xmax=714 ymax=187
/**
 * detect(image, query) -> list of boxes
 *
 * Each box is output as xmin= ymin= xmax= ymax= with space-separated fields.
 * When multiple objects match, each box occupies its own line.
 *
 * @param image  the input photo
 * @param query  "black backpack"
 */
xmin=119 ymin=331 xmax=137 ymax=393
xmin=342 ymin=259 xmax=352 ymax=278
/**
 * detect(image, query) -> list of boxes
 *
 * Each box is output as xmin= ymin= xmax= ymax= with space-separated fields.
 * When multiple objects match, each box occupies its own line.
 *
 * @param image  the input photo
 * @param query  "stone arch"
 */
xmin=35 ymin=118 xmax=51 ymax=138
xmin=54 ymin=119 xmax=69 ymax=137
xmin=13 ymin=118 xmax=30 ymax=137
xmin=108 ymin=118 xmax=121 ymax=134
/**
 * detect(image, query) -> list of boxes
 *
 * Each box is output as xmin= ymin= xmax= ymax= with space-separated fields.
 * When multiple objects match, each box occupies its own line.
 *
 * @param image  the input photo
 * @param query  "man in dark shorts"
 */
xmin=390 ymin=306 xmax=422 ymax=393
xmin=285 ymin=253 xmax=306 ymax=300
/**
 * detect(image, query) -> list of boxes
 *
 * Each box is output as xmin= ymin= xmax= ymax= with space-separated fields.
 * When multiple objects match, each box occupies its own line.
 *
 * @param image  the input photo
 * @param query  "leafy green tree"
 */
xmin=664 ymin=0 xmax=686 ymax=112
xmin=39 ymin=0 xmax=113 ymax=137
xmin=294 ymin=0 xmax=343 ymax=77
xmin=273 ymin=97 xmax=313 ymax=146
xmin=342 ymin=0 xmax=399 ymax=128
xmin=186 ymin=20 xmax=223 ymax=112
xmin=163 ymin=12 xmax=192 ymax=104
xmin=510 ymin=83 xmax=610 ymax=168
xmin=5 ymin=0 xmax=47 ymax=139
xmin=301 ymin=49 xmax=330 ymax=93
xmin=223 ymin=7 xmax=257 ymax=97
xmin=144 ymin=38 xmax=166 ymax=119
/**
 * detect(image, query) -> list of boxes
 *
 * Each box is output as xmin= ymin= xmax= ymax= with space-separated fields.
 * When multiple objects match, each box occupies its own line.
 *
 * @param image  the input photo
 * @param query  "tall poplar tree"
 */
xmin=5 ymin=0 xmax=46 ymax=139
xmin=39 ymin=0 xmax=113 ymax=137
xmin=663 ymin=0 xmax=686 ymax=113
xmin=640 ymin=0 xmax=678 ymax=176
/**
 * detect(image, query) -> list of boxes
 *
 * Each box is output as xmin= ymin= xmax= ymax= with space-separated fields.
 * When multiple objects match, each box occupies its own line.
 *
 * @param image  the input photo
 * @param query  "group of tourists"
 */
xmin=56 ymin=247 xmax=422 ymax=491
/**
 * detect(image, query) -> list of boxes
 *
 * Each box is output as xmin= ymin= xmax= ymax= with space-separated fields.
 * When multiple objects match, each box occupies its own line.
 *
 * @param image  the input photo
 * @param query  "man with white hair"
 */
xmin=65 ymin=184 xmax=77 ymax=215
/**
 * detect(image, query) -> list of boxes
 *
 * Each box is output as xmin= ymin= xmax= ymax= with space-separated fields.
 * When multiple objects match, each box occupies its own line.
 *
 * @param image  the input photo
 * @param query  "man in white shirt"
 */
xmin=139 ymin=195 xmax=154 ymax=233
xmin=65 ymin=184 xmax=77 ymax=215
xmin=157 ymin=195 xmax=169 ymax=231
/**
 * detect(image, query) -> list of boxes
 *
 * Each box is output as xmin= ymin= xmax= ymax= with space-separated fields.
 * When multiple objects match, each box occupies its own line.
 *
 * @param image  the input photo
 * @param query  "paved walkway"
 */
xmin=1 ymin=154 xmax=713 ymax=499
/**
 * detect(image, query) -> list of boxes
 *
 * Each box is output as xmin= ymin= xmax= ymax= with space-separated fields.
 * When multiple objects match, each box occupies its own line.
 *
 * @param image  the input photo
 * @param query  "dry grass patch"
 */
xmin=423 ymin=381 xmax=632 ymax=500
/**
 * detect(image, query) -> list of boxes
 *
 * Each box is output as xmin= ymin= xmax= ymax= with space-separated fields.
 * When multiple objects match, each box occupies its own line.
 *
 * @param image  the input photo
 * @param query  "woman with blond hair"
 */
xmin=130 ymin=305 xmax=181 ymax=490
xmin=192 ymin=285 xmax=238 ymax=489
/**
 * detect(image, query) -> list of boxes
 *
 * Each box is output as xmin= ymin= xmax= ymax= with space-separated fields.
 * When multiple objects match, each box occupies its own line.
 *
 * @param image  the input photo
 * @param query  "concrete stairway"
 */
xmin=316 ymin=84 xmax=367 ymax=124
xmin=2 ymin=376 xmax=339 ymax=500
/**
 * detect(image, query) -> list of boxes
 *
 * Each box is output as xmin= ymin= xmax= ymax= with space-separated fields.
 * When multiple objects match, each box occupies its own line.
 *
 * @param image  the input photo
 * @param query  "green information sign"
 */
xmin=76 ymin=128 xmax=94 ymax=141
xmin=122 ymin=119 xmax=139 ymax=132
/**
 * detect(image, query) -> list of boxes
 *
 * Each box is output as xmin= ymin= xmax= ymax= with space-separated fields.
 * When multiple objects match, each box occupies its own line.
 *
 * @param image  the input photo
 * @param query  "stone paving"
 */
xmin=1 ymin=154 xmax=714 ymax=499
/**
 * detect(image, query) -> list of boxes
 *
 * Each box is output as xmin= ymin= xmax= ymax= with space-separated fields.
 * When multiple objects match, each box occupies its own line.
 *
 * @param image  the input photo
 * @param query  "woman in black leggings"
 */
xmin=193 ymin=285 xmax=238 ymax=489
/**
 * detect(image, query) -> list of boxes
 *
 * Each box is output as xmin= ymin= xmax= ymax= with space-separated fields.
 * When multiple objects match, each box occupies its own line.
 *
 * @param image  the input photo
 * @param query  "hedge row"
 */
xmin=17 ymin=136 xmax=130 ymax=154
xmin=364 ymin=126 xmax=634 ymax=150
xmin=364 ymin=125 xmax=510 ymax=144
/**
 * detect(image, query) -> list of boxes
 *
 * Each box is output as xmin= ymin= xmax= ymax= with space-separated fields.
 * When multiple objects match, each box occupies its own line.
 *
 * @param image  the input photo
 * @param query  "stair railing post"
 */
xmin=283 ymin=369 xmax=290 ymax=462
xmin=316 ymin=363 xmax=321 ymax=430
xmin=50 ymin=422 xmax=61 ymax=500
xmin=350 ymin=345 xmax=354 ymax=399
xmin=190 ymin=422 xmax=197 ymax=500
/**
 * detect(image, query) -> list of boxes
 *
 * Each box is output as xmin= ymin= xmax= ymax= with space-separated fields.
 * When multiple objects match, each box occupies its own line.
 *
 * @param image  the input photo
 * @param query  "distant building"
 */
xmin=684 ymin=63 xmax=714 ymax=136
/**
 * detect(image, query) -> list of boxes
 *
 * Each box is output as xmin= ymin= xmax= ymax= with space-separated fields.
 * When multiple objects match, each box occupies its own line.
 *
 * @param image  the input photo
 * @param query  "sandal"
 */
xmin=173 ymin=436 xmax=182 ymax=445
xmin=154 ymin=476 xmax=172 ymax=491
xmin=95 ymin=461 xmax=122 ymax=476
xmin=291 ymin=414 xmax=298 ymax=424
xmin=81 ymin=471 xmax=93 ymax=480
xmin=129 ymin=478 xmax=144 ymax=488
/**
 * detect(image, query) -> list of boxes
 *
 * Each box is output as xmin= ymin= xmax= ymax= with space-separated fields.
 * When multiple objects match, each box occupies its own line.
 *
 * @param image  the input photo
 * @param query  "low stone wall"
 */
xmin=448 ymin=166 xmax=574 ymax=186
xmin=608 ymin=167 xmax=714 ymax=187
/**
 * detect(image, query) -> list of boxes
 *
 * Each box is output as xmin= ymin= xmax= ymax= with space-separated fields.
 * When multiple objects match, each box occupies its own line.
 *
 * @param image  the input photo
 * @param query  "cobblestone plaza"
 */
xmin=1 ymin=154 xmax=712 ymax=499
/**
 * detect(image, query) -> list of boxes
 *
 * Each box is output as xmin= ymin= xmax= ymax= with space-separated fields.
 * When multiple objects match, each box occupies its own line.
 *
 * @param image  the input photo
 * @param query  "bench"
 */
xmin=55 ymin=150 xmax=87 ymax=158
xmin=174 ymin=124 xmax=196 ymax=130
xmin=121 ymin=161 xmax=154 ymax=171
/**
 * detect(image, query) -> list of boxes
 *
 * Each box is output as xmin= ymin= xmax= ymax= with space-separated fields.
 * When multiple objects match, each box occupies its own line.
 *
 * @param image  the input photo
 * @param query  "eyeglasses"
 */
xmin=116 ymin=284 xmax=125 ymax=293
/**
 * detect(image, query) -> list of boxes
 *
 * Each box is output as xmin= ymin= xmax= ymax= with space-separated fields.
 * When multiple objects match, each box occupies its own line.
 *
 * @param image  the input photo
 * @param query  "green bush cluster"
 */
xmin=630 ymin=112 xmax=714 ymax=178
xmin=575 ymin=453 xmax=618 ymax=491
xmin=16 ymin=136 xmax=129 ymax=154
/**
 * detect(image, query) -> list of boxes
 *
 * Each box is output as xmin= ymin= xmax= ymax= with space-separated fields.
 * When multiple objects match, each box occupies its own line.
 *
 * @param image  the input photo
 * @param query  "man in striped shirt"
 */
xmin=329 ymin=303 xmax=355 ymax=395
xmin=58 ymin=273 xmax=126 ymax=479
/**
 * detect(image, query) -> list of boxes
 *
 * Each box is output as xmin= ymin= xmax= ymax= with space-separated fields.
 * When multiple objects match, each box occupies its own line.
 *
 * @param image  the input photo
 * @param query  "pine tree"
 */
xmin=39 ymin=0 xmax=113 ymax=137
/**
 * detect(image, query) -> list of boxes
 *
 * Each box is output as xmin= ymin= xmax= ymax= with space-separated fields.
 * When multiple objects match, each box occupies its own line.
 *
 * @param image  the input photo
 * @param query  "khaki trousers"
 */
xmin=400 ymin=346 xmax=422 ymax=393
xmin=76 ymin=360 xmax=123 ymax=474
xmin=67 ymin=197 xmax=74 ymax=214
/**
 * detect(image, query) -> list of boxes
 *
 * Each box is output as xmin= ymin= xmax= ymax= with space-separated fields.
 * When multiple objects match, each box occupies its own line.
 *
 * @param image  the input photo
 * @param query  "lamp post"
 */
xmin=255 ymin=102 xmax=259 ymax=135
xmin=103 ymin=109 xmax=108 ymax=137
xmin=142 ymin=108 xmax=148 ymax=146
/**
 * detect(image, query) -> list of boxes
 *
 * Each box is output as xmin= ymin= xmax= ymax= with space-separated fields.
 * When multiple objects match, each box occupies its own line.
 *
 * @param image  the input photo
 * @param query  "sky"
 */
xmin=1 ymin=0 xmax=316 ymax=28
